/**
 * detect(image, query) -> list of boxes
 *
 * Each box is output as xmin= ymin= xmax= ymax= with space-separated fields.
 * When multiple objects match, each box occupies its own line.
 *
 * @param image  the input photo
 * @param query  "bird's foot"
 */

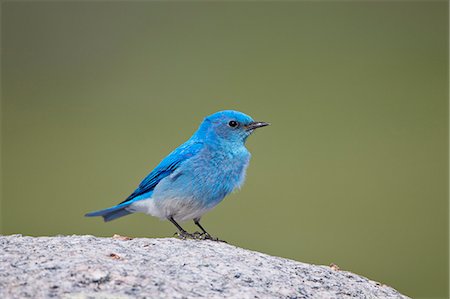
xmin=173 ymin=231 xmax=227 ymax=242
xmin=174 ymin=231 xmax=195 ymax=240
xmin=192 ymin=231 xmax=227 ymax=243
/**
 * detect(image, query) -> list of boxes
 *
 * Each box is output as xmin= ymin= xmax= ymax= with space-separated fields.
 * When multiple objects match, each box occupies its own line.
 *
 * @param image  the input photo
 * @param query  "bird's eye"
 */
xmin=228 ymin=120 xmax=239 ymax=128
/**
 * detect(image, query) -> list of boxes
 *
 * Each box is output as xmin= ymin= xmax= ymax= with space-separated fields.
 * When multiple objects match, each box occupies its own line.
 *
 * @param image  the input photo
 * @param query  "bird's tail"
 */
xmin=85 ymin=202 xmax=132 ymax=222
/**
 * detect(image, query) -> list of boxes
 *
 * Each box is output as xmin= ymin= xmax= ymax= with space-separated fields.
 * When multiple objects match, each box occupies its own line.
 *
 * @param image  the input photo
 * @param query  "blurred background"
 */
xmin=1 ymin=1 xmax=448 ymax=298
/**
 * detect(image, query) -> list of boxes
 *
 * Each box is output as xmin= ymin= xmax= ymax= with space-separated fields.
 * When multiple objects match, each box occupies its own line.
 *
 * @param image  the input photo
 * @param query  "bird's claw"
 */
xmin=174 ymin=231 xmax=226 ymax=242
xmin=192 ymin=231 xmax=227 ymax=243
xmin=174 ymin=231 xmax=195 ymax=240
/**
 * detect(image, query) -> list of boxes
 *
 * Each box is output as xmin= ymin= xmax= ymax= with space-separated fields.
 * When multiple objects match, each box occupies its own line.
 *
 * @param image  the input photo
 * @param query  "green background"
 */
xmin=1 ymin=1 xmax=448 ymax=298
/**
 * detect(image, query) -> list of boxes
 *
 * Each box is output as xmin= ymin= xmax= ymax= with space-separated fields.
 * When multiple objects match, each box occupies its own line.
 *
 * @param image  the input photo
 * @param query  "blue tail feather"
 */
xmin=103 ymin=208 xmax=132 ymax=222
xmin=85 ymin=202 xmax=133 ymax=222
xmin=86 ymin=192 xmax=152 ymax=222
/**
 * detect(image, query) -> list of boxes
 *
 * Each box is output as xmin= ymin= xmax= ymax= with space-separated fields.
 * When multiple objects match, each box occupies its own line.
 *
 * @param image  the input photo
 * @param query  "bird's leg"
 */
xmin=193 ymin=218 xmax=209 ymax=235
xmin=193 ymin=218 xmax=225 ymax=242
xmin=169 ymin=216 xmax=193 ymax=239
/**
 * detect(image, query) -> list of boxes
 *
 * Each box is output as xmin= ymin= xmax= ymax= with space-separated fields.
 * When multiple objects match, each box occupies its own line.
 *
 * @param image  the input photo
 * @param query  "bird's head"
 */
xmin=196 ymin=110 xmax=269 ymax=145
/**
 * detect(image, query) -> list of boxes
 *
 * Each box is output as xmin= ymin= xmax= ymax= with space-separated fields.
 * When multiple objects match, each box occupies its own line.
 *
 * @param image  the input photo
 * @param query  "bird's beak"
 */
xmin=245 ymin=121 xmax=270 ymax=131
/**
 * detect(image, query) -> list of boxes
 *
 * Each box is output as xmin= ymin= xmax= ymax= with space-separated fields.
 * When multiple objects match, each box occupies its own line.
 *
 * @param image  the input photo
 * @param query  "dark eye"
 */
xmin=228 ymin=120 xmax=239 ymax=128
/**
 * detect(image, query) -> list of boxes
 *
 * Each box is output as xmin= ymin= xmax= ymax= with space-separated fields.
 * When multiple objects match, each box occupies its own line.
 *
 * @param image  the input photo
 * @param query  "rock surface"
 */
xmin=0 ymin=235 xmax=409 ymax=298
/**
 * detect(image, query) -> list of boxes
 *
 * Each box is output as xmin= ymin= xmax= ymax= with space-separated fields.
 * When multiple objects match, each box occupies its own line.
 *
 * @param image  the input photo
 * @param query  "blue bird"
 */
xmin=85 ymin=110 xmax=269 ymax=240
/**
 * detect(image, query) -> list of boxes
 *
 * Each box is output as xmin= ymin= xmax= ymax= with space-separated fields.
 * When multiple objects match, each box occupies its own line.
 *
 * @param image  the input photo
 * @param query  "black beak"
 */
xmin=246 ymin=121 xmax=270 ymax=131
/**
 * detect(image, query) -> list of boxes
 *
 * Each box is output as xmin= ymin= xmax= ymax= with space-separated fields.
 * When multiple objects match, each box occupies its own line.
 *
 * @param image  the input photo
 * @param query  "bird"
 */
xmin=85 ymin=110 xmax=269 ymax=240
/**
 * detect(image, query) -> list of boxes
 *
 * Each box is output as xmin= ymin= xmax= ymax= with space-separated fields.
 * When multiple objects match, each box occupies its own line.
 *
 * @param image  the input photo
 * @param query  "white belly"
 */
xmin=127 ymin=197 xmax=212 ymax=222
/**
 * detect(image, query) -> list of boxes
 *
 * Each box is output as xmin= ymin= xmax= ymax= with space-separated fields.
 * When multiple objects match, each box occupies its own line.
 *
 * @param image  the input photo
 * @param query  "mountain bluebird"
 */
xmin=85 ymin=110 xmax=269 ymax=240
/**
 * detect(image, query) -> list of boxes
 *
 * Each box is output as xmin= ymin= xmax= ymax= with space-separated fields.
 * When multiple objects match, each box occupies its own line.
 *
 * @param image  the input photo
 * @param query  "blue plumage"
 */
xmin=85 ymin=110 xmax=269 ymax=239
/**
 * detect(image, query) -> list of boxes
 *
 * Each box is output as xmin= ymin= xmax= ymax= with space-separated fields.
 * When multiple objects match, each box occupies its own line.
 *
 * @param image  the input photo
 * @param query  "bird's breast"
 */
xmin=155 ymin=147 xmax=250 ymax=207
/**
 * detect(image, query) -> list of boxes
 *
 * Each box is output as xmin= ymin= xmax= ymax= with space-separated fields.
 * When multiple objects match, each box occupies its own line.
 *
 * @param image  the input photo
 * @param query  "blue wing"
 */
xmin=119 ymin=139 xmax=204 ymax=204
xmin=85 ymin=139 xmax=203 ymax=222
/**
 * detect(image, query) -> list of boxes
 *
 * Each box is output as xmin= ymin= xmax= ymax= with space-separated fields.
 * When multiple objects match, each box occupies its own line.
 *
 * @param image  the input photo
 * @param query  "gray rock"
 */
xmin=0 ymin=235 xmax=409 ymax=299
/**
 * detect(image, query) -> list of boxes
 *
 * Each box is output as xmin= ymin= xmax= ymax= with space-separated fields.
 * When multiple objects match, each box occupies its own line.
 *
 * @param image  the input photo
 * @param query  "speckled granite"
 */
xmin=0 ymin=235 xmax=409 ymax=299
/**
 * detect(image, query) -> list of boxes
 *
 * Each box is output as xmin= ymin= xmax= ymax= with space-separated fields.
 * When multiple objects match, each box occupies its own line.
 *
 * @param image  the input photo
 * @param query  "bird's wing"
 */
xmin=120 ymin=140 xmax=203 ymax=204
